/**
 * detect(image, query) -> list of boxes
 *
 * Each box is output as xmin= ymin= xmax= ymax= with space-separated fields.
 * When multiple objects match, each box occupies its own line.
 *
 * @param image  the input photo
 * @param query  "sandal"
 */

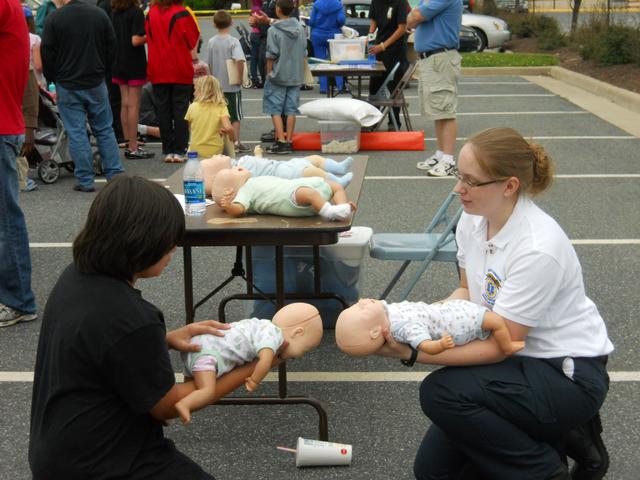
xmin=164 ymin=154 xmax=175 ymax=163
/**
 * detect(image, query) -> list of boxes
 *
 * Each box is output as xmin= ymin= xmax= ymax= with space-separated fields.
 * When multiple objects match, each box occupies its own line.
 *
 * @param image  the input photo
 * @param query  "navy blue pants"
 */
xmin=414 ymin=355 xmax=609 ymax=480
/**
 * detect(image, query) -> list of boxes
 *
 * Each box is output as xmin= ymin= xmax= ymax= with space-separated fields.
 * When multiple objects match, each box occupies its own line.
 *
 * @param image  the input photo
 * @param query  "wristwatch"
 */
xmin=401 ymin=346 xmax=418 ymax=367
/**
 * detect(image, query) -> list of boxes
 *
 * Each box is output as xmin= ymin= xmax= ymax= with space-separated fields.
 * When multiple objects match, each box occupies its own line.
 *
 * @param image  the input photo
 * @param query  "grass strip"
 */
xmin=462 ymin=52 xmax=560 ymax=67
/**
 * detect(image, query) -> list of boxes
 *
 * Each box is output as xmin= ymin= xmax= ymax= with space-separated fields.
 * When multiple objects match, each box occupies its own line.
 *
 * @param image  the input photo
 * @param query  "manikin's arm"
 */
xmin=220 ymin=201 xmax=246 ymax=217
xmin=417 ymin=334 xmax=455 ymax=355
xmin=245 ymin=348 xmax=276 ymax=392
xmin=377 ymin=269 xmax=528 ymax=366
xmin=150 ymin=361 xmax=256 ymax=421
xmin=174 ymin=370 xmax=217 ymax=424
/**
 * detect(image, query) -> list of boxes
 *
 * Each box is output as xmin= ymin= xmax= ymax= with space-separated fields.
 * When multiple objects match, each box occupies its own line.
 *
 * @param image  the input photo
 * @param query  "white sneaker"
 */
xmin=416 ymin=154 xmax=440 ymax=171
xmin=0 ymin=304 xmax=38 ymax=328
xmin=427 ymin=160 xmax=455 ymax=177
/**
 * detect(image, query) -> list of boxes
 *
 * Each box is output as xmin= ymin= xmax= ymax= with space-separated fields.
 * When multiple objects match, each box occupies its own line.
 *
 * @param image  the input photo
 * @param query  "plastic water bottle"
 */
xmin=48 ymin=82 xmax=56 ymax=101
xmin=183 ymin=151 xmax=206 ymax=216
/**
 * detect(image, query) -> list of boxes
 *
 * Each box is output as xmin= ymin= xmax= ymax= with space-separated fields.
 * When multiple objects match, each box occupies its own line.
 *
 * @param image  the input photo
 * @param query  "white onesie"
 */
xmin=386 ymin=299 xmax=489 ymax=349
xmin=182 ymin=318 xmax=284 ymax=377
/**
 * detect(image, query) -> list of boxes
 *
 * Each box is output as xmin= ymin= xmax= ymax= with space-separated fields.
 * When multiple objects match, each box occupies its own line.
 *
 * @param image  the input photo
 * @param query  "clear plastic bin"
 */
xmin=328 ymin=38 xmax=367 ymax=62
xmin=250 ymin=227 xmax=373 ymax=328
xmin=319 ymin=120 xmax=361 ymax=154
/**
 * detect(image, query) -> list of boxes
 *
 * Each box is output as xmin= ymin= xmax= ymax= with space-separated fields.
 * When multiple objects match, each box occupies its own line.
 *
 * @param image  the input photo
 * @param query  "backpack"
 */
xmin=35 ymin=0 xmax=57 ymax=35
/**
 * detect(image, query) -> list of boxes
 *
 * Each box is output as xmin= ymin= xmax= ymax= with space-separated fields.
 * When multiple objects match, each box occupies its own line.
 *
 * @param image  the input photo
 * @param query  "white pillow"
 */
xmin=299 ymin=98 xmax=383 ymax=127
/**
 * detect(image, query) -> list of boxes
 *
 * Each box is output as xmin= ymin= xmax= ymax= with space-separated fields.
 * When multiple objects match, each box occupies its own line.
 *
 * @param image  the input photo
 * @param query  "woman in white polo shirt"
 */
xmin=379 ymin=128 xmax=613 ymax=480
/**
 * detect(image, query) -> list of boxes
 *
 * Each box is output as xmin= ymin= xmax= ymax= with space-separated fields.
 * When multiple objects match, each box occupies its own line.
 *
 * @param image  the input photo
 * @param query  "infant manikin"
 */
xmin=175 ymin=303 xmax=323 ymax=423
xmin=211 ymin=166 xmax=356 ymax=221
xmin=201 ymin=152 xmax=354 ymax=196
xmin=335 ymin=298 xmax=525 ymax=357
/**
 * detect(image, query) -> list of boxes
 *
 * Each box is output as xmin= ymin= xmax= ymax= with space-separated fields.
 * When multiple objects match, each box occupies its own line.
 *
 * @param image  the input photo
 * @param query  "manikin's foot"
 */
xmin=319 ymin=202 xmax=354 ymax=221
xmin=324 ymin=156 xmax=353 ymax=175
xmin=175 ymin=402 xmax=192 ymax=424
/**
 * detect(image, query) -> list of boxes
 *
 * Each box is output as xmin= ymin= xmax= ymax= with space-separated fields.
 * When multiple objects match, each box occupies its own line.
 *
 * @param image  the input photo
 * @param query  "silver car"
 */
xmin=461 ymin=12 xmax=511 ymax=51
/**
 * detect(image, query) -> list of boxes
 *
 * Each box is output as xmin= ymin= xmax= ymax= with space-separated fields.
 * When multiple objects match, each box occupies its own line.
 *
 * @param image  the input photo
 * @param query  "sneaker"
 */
xmin=0 ymin=304 xmax=37 ymax=328
xmin=427 ymin=160 xmax=455 ymax=177
xmin=73 ymin=184 xmax=96 ymax=192
xmin=300 ymin=84 xmax=313 ymax=91
xmin=21 ymin=178 xmax=38 ymax=192
xmin=266 ymin=141 xmax=292 ymax=155
xmin=416 ymin=154 xmax=440 ymax=171
xmin=260 ymin=130 xmax=276 ymax=143
xmin=125 ymin=148 xmax=155 ymax=159
xmin=251 ymin=82 xmax=264 ymax=89
xmin=567 ymin=412 xmax=609 ymax=480
xmin=234 ymin=142 xmax=251 ymax=153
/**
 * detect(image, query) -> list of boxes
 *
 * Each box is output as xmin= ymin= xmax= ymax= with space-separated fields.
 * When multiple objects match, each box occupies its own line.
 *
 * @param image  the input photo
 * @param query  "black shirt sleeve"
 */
xmin=396 ymin=0 xmax=409 ymax=25
xmin=104 ymin=324 xmax=175 ymax=414
xmin=132 ymin=7 xmax=145 ymax=37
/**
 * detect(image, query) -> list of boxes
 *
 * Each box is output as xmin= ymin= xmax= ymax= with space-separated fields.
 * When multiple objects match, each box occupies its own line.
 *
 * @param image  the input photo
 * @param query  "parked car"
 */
xmin=461 ymin=12 xmax=511 ymax=51
xmin=342 ymin=0 xmax=480 ymax=53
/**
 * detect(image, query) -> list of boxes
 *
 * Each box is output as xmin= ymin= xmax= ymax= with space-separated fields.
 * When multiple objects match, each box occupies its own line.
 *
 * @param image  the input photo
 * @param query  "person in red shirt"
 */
xmin=145 ymin=0 xmax=200 ymax=163
xmin=0 ymin=0 xmax=38 ymax=328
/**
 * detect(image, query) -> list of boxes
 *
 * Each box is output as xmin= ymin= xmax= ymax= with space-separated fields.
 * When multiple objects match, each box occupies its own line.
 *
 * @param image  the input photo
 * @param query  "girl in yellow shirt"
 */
xmin=183 ymin=75 xmax=234 ymax=160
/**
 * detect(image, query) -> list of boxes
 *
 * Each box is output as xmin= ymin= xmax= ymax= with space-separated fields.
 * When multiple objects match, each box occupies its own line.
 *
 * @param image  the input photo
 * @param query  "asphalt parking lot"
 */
xmin=1 ymin=40 xmax=639 ymax=480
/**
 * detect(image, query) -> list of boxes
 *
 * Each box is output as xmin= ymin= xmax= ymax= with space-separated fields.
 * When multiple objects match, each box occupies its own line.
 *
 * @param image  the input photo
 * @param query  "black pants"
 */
xmin=414 ymin=356 xmax=609 ymax=480
xmin=369 ymin=45 xmax=408 ymax=128
xmin=152 ymin=83 xmax=193 ymax=155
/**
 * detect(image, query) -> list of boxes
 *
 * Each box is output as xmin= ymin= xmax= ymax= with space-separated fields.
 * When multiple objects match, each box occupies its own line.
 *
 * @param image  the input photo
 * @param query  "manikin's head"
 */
xmin=272 ymin=303 xmax=323 ymax=360
xmin=335 ymin=299 xmax=390 ymax=356
xmin=210 ymin=166 xmax=252 ymax=205
xmin=201 ymin=155 xmax=233 ymax=196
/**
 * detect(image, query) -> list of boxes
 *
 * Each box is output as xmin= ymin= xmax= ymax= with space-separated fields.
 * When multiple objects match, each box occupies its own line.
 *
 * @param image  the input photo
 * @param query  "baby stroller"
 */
xmin=235 ymin=24 xmax=253 ymax=88
xmin=27 ymin=89 xmax=102 ymax=184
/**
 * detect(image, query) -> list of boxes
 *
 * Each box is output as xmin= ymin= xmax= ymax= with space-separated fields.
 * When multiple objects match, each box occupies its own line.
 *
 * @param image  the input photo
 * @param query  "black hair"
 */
xmin=276 ymin=0 xmax=294 ymax=16
xmin=73 ymin=175 xmax=185 ymax=282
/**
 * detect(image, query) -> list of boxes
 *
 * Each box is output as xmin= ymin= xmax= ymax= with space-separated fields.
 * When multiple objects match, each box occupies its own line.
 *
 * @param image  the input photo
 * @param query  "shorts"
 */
xmin=223 ymin=91 xmax=243 ymax=123
xmin=112 ymin=77 xmax=147 ymax=86
xmin=417 ymin=50 xmax=461 ymax=120
xmin=273 ymin=157 xmax=310 ymax=179
xmin=263 ymin=80 xmax=301 ymax=116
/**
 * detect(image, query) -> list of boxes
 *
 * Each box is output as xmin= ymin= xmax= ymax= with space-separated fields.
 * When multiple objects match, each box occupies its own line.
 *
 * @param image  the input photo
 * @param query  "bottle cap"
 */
xmin=187 ymin=151 xmax=198 ymax=159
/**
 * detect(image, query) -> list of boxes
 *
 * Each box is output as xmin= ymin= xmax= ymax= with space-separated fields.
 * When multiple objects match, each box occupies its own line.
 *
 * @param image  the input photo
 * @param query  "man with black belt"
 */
xmin=367 ymin=0 xmax=409 ymax=131
xmin=408 ymin=0 xmax=461 ymax=177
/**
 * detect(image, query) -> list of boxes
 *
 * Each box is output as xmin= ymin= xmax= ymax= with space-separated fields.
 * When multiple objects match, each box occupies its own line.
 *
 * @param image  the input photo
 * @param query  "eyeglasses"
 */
xmin=451 ymin=167 xmax=508 ymax=189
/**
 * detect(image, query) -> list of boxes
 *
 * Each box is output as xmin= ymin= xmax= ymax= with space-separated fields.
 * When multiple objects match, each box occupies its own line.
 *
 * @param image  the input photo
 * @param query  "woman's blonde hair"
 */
xmin=193 ymin=75 xmax=227 ymax=105
xmin=467 ymin=127 xmax=554 ymax=196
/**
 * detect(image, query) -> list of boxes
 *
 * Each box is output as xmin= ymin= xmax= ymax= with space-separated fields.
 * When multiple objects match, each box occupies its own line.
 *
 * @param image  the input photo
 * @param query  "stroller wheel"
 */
xmin=93 ymin=151 xmax=104 ymax=176
xmin=38 ymin=159 xmax=60 ymax=184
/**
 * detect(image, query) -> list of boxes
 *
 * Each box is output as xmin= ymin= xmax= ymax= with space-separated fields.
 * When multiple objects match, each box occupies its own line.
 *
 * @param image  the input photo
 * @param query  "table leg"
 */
xmin=183 ymin=245 xmax=194 ymax=324
xmin=276 ymin=245 xmax=288 ymax=399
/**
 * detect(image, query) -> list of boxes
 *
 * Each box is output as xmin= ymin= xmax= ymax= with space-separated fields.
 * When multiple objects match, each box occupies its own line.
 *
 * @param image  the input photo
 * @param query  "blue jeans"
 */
xmin=0 ymin=135 xmax=36 ymax=314
xmin=311 ymin=33 xmax=343 ymax=93
xmin=249 ymin=32 xmax=265 ymax=84
xmin=56 ymin=82 xmax=124 ymax=188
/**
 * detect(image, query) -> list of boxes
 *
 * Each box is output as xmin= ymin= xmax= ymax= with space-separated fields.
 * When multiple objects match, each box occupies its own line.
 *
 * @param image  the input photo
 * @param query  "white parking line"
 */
xmin=243 ymin=111 xmax=587 ymax=120
xmin=244 ymin=94 xmax=556 ymax=102
xmin=28 ymin=239 xmax=640 ymax=248
xmin=366 ymin=174 xmax=640 ymax=180
xmin=1 ymin=371 xmax=638 ymax=382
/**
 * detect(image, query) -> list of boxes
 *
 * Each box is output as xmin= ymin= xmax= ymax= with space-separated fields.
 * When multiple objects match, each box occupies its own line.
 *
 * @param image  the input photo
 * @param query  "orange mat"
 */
xmin=292 ymin=130 xmax=425 ymax=151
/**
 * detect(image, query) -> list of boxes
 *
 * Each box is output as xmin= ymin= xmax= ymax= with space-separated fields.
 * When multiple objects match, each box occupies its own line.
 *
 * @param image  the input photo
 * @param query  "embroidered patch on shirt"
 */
xmin=482 ymin=269 xmax=502 ymax=307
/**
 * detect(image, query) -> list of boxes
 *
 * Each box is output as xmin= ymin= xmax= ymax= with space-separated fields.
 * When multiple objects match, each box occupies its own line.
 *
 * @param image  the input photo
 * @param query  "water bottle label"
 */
xmin=184 ymin=180 xmax=205 ymax=204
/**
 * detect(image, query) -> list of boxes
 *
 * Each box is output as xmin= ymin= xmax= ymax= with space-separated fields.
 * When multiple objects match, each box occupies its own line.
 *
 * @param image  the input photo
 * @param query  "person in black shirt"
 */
xmin=368 ymin=0 xmax=409 ymax=130
xmin=41 ymin=0 xmax=125 ymax=192
xmin=28 ymin=175 xmax=277 ymax=480
xmin=112 ymin=0 xmax=154 ymax=159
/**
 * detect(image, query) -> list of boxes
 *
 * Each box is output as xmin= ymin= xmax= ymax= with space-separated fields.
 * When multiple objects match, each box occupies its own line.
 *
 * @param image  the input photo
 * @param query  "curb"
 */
xmin=462 ymin=65 xmax=640 ymax=115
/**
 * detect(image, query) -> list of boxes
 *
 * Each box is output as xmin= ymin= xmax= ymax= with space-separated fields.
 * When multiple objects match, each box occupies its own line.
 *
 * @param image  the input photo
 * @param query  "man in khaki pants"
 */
xmin=407 ymin=0 xmax=462 ymax=177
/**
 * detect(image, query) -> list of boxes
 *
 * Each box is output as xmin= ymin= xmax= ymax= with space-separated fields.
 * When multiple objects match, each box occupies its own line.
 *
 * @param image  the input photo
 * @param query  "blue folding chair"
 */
xmin=369 ymin=191 xmax=463 ymax=301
